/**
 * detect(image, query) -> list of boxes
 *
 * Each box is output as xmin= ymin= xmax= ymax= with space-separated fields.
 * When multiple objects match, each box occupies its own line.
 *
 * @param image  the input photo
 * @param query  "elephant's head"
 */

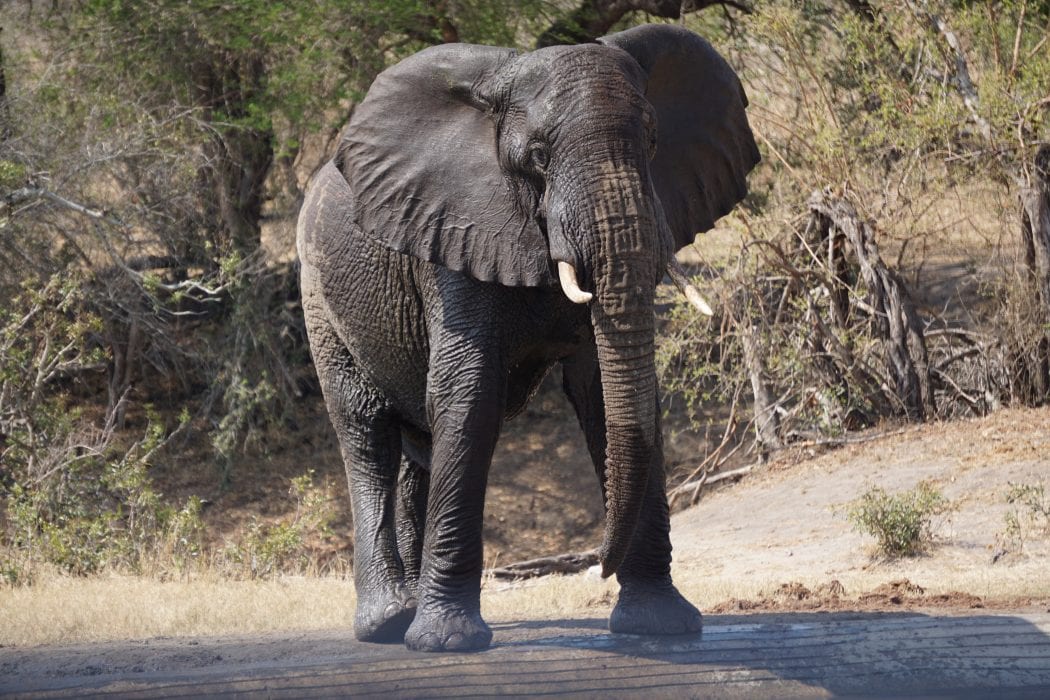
xmin=335 ymin=24 xmax=759 ymax=578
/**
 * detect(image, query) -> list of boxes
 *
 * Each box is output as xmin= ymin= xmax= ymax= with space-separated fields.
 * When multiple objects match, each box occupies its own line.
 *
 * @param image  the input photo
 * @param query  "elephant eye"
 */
xmin=528 ymin=144 xmax=549 ymax=173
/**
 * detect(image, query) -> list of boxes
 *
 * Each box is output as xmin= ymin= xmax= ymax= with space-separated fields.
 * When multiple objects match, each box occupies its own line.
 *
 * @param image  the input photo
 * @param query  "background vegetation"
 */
xmin=1 ymin=0 xmax=1047 ymax=583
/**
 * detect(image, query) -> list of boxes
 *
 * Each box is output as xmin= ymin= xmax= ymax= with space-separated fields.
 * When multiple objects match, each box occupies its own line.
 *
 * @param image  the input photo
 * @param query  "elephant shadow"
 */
xmin=488 ymin=610 xmax=1050 ymax=697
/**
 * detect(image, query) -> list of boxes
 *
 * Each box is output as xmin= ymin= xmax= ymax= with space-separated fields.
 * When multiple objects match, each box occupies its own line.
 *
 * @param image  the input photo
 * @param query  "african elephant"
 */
xmin=297 ymin=23 xmax=759 ymax=652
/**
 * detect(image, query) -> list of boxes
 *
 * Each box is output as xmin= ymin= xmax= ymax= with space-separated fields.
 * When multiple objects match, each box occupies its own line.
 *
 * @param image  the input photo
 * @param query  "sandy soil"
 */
xmin=669 ymin=406 xmax=1050 ymax=609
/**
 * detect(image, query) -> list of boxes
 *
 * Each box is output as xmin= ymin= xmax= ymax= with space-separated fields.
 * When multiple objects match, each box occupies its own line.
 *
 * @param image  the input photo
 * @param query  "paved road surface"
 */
xmin=3 ymin=611 xmax=1050 ymax=698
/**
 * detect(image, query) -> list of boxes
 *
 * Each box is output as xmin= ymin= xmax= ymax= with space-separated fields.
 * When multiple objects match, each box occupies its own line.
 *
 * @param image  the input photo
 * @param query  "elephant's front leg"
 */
xmin=561 ymin=349 xmax=702 ymax=636
xmin=607 ymin=420 xmax=702 ymax=636
xmin=404 ymin=324 xmax=504 ymax=652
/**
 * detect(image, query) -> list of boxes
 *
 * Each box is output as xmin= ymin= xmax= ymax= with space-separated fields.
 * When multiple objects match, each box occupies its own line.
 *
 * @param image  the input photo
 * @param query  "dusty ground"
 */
xmin=4 ymin=612 xmax=1050 ymax=698
xmin=668 ymin=406 xmax=1050 ymax=610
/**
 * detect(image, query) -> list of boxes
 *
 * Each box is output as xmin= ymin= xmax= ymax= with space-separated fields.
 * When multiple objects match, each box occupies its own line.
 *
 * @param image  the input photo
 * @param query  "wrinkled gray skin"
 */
xmin=297 ymin=24 xmax=759 ymax=652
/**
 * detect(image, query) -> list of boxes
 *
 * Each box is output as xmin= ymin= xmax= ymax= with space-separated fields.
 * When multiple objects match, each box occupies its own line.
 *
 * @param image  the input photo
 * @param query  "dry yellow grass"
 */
xmin=675 ymin=566 xmax=1050 ymax=606
xmin=3 ymin=559 xmax=1048 ymax=648
xmin=483 ymin=563 xmax=1050 ymax=625
xmin=0 ymin=575 xmax=357 ymax=647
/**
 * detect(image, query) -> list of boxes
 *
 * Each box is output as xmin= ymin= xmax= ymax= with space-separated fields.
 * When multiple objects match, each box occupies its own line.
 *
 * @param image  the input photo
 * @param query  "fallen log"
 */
xmin=670 ymin=463 xmax=758 ymax=501
xmin=486 ymin=550 xmax=599 ymax=581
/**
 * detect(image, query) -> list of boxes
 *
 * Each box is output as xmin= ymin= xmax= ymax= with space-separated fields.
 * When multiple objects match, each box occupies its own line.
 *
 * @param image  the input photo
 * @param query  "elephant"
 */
xmin=297 ymin=23 xmax=759 ymax=652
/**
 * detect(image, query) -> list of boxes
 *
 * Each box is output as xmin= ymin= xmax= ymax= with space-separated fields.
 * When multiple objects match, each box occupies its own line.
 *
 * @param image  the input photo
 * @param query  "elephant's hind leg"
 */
xmin=303 ymin=305 xmax=415 ymax=642
xmin=396 ymin=456 xmax=429 ymax=596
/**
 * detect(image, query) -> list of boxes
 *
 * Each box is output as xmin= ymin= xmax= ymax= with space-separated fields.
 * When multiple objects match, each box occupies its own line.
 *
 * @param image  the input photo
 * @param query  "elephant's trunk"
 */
xmin=591 ymin=302 xmax=657 ymax=578
xmin=586 ymin=171 xmax=660 ymax=579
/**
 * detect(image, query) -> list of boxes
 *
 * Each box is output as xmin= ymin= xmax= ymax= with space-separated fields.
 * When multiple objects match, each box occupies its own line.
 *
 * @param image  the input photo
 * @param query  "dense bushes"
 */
xmin=658 ymin=1 xmax=1050 ymax=476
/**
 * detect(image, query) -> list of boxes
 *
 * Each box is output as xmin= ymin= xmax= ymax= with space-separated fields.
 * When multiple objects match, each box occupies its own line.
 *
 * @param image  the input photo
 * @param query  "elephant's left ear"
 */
xmin=599 ymin=24 xmax=761 ymax=250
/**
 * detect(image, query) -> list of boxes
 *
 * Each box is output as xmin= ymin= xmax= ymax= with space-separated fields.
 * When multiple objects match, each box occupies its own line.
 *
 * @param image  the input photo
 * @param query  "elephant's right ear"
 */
xmin=336 ymin=44 xmax=556 ymax=287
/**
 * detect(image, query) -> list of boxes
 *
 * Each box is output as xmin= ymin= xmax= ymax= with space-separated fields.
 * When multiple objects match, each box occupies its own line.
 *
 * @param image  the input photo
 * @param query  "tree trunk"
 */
xmin=1018 ymin=145 xmax=1050 ymax=403
xmin=808 ymin=192 xmax=935 ymax=421
xmin=487 ymin=550 xmax=599 ymax=580
xmin=193 ymin=52 xmax=274 ymax=257
xmin=738 ymin=300 xmax=782 ymax=454
xmin=536 ymin=0 xmax=750 ymax=47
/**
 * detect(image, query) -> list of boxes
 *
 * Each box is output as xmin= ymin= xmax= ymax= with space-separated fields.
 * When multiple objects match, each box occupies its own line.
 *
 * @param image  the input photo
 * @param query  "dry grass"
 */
xmin=482 ymin=572 xmax=617 ymax=622
xmin=4 ymin=558 xmax=1048 ymax=648
xmin=484 ymin=563 xmax=1050 ymax=625
xmin=674 ymin=566 xmax=1050 ymax=606
xmin=0 ymin=575 xmax=357 ymax=647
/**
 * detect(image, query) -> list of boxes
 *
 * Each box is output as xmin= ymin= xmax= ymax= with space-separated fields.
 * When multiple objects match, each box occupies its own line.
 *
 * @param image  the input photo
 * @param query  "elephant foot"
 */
xmin=609 ymin=581 xmax=702 ymax=636
xmin=404 ymin=606 xmax=492 ymax=652
xmin=355 ymin=586 xmax=418 ymax=643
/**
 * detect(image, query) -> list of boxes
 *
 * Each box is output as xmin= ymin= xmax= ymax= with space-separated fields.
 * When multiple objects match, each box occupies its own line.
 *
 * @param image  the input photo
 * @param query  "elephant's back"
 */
xmin=299 ymin=161 xmax=433 ymax=430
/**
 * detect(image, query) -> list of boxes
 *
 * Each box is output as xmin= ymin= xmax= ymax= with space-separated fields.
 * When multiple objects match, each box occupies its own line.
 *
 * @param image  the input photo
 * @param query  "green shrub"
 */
xmin=846 ymin=482 xmax=951 ymax=557
xmin=0 ymin=405 xmax=202 ymax=582
xmin=0 ymin=277 xmax=201 ymax=583
xmin=217 ymin=469 xmax=338 ymax=579
xmin=0 ymin=159 xmax=26 ymax=188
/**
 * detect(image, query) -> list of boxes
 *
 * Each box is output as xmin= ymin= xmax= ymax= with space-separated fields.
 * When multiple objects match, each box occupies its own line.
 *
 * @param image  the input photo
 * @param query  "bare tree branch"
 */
xmin=536 ymin=0 xmax=751 ymax=48
xmin=906 ymin=1 xmax=993 ymax=141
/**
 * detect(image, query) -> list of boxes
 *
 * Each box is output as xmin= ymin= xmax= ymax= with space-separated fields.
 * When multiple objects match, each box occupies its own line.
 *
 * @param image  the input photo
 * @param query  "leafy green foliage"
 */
xmin=0 ymin=159 xmax=25 ymax=188
xmin=0 ymin=271 xmax=210 ymax=583
xmin=0 ymin=405 xmax=202 ymax=582
xmin=217 ymin=470 xmax=339 ymax=579
xmin=846 ymin=482 xmax=952 ymax=557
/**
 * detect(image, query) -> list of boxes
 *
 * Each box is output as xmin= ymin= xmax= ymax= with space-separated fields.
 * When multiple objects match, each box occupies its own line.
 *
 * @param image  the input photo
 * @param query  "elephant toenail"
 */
xmin=445 ymin=632 xmax=466 ymax=649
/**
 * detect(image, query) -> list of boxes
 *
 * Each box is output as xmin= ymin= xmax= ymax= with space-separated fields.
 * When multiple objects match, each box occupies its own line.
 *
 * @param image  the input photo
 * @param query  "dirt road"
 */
xmin=3 ymin=611 xmax=1050 ymax=698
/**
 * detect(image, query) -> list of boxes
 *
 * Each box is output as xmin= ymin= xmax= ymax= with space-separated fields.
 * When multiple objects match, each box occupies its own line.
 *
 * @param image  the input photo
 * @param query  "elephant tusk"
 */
xmin=558 ymin=261 xmax=593 ymax=304
xmin=667 ymin=259 xmax=714 ymax=316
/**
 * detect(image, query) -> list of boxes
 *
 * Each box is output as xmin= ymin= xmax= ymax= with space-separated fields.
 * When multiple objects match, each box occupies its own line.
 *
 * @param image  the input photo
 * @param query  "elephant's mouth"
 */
xmin=545 ymin=226 xmax=592 ymax=304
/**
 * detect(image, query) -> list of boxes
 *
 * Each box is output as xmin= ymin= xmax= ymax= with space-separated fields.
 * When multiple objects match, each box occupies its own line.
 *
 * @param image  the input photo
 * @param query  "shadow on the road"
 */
xmin=4 ymin=611 xmax=1049 ymax=698
xmin=489 ymin=610 xmax=1050 ymax=698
